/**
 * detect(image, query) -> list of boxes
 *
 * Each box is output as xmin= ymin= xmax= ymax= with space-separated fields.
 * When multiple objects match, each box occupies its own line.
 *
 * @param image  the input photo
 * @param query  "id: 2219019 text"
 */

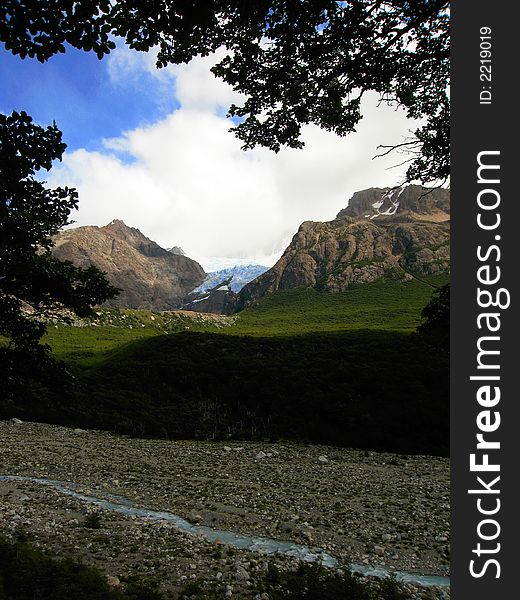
xmin=479 ymin=27 xmax=492 ymax=105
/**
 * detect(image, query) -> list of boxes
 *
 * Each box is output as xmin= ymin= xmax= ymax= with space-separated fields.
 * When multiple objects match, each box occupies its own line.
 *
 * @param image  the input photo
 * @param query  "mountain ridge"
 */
xmin=50 ymin=185 xmax=450 ymax=314
xmin=336 ymin=184 xmax=450 ymax=221
xmin=52 ymin=220 xmax=205 ymax=310
xmin=235 ymin=185 xmax=450 ymax=311
xmin=191 ymin=264 xmax=269 ymax=294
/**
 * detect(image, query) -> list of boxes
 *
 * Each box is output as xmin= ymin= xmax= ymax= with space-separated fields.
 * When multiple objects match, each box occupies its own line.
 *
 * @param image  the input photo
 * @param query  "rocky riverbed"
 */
xmin=0 ymin=420 xmax=450 ymax=598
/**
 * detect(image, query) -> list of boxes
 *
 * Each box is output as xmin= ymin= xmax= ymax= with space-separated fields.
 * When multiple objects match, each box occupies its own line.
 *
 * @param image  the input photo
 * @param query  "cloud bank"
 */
xmin=47 ymin=46 xmax=422 ymax=267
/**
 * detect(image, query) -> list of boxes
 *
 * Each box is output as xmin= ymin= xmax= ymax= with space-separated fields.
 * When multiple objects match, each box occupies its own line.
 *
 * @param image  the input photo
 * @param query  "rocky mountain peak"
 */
xmin=103 ymin=219 xmax=138 ymax=239
xmin=336 ymin=185 xmax=450 ymax=222
xmin=52 ymin=221 xmax=205 ymax=310
xmin=107 ymin=218 xmax=129 ymax=228
xmin=235 ymin=185 xmax=450 ymax=311
xmin=168 ymin=246 xmax=186 ymax=256
xmin=100 ymin=220 xmax=169 ymax=258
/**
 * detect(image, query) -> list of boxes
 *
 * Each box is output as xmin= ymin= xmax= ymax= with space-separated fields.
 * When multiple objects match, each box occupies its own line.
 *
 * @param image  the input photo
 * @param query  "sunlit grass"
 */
xmin=43 ymin=275 xmax=448 ymax=368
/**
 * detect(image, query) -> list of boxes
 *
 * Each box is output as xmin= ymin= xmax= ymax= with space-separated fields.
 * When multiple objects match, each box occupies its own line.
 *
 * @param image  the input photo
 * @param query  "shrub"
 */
xmin=83 ymin=512 xmax=103 ymax=529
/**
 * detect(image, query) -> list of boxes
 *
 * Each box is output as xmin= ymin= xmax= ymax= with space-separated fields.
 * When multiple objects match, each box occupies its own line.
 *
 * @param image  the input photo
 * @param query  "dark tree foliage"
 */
xmin=265 ymin=562 xmax=409 ymax=600
xmin=0 ymin=111 xmax=119 ymax=352
xmin=1 ymin=1 xmax=450 ymax=183
xmin=0 ymin=535 xmax=409 ymax=600
xmin=0 ymin=0 xmax=116 ymax=60
xmin=417 ymin=283 xmax=450 ymax=352
xmin=0 ymin=536 xmax=165 ymax=600
xmin=63 ymin=330 xmax=448 ymax=455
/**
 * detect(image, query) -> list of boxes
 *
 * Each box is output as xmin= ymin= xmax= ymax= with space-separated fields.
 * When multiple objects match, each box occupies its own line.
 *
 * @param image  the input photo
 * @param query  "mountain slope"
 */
xmin=182 ymin=277 xmax=237 ymax=314
xmin=237 ymin=185 xmax=450 ymax=310
xmin=337 ymin=184 xmax=450 ymax=221
xmin=66 ymin=330 xmax=449 ymax=455
xmin=191 ymin=264 xmax=269 ymax=294
xmin=181 ymin=264 xmax=269 ymax=314
xmin=52 ymin=220 xmax=205 ymax=310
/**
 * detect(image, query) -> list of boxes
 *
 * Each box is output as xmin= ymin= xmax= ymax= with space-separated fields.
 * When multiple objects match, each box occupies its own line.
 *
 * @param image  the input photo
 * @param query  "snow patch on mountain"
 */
xmin=369 ymin=185 xmax=406 ymax=219
xmin=190 ymin=264 xmax=269 ymax=294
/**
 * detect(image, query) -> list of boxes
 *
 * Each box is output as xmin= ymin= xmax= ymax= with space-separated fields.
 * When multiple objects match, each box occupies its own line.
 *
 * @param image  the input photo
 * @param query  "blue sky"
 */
xmin=1 ymin=41 xmax=421 ymax=266
xmin=0 ymin=43 xmax=180 ymax=153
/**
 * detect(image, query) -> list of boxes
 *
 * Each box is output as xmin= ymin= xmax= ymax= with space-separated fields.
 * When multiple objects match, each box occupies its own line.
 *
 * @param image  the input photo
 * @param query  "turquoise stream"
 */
xmin=0 ymin=475 xmax=449 ymax=588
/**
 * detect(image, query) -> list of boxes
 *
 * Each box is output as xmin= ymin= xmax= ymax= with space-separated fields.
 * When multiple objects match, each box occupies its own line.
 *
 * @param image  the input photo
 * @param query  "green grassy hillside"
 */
xmin=228 ymin=276 xmax=448 ymax=336
xmin=43 ymin=276 xmax=448 ymax=367
xmin=42 ymin=309 xmax=233 ymax=368
xmin=41 ymin=330 xmax=448 ymax=455
xmin=5 ymin=278 xmax=448 ymax=455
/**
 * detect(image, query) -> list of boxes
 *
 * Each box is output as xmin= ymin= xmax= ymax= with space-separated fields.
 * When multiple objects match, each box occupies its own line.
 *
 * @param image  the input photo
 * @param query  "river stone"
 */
xmin=301 ymin=530 xmax=313 ymax=543
xmin=374 ymin=545 xmax=385 ymax=556
xmin=10 ymin=418 xmax=23 ymax=425
xmin=235 ymin=565 xmax=250 ymax=581
xmin=188 ymin=511 xmax=203 ymax=524
xmin=317 ymin=455 xmax=328 ymax=464
xmin=255 ymin=451 xmax=267 ymax=459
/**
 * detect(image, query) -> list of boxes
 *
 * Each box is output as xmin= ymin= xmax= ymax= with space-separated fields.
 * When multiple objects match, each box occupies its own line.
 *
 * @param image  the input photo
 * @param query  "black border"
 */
xmin=451 ymin=2 xmax=519 ymax=596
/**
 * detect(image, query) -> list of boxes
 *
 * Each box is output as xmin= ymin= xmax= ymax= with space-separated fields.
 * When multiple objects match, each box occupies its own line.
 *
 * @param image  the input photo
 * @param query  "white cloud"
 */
xmin=48 ymin=47 xmax=422 ymax=266
xmin=105 ymin=44 xmax=242 ymax=113
xmin=106 ymin=44 xmax=159 ymax=84
xmin=172 ymin=48 xmax=244 ymax=112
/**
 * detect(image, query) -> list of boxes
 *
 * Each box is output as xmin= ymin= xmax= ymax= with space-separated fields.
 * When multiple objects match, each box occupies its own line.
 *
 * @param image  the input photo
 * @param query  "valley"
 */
xmin=1 ymin=185 xmax=451 ymax=598
xmin=1 ymin=421 xmax=450 ymax=599
xmin=18 ymin=275 xmax=449 ymax=457
xmin=41 ymin=275 xmax=448 ymax=367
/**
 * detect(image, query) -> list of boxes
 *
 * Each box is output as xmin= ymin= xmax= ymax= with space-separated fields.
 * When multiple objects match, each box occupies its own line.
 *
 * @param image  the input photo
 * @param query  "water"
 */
xmin=0 ymin=475 xmax=450 ymax=588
